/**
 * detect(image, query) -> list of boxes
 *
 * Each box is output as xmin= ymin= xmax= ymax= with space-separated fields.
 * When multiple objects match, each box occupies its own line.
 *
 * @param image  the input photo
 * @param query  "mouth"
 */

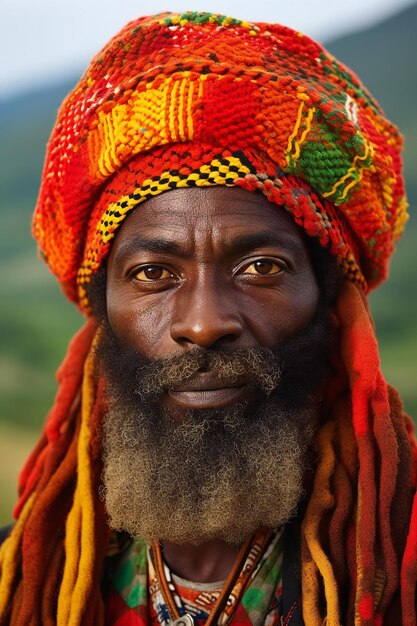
xmin=167 ymin=373 xmax=250 ymax=409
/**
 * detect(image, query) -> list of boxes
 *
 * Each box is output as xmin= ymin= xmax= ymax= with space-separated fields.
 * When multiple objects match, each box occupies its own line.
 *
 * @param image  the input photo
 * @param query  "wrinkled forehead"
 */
xmin=108 ymin=186 xmax=311 ymax=262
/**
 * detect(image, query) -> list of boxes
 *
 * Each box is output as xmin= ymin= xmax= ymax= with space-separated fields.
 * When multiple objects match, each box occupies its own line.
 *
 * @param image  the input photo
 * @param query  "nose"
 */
xmin=170 ymin=282 xmax=243 ymax=350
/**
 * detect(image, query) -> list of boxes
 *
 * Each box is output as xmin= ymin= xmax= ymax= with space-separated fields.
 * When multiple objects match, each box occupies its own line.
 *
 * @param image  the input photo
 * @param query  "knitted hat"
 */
xmin=32 ymin=11 xmax=408 ymax=312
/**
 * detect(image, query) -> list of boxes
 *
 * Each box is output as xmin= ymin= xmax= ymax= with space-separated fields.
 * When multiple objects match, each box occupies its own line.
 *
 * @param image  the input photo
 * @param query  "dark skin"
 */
xmin=106 ymin=186 xmax=320 ymax=582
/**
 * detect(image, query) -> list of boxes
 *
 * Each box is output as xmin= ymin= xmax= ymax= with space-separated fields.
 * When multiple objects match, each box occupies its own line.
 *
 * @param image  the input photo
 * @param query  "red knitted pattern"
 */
xmin=31 ymin=11 xmax=408 ymax=312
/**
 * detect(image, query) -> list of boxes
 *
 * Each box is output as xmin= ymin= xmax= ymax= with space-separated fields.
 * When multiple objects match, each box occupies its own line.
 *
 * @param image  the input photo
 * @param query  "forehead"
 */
xmin=110 ymin=186 xmax=308 ymax=252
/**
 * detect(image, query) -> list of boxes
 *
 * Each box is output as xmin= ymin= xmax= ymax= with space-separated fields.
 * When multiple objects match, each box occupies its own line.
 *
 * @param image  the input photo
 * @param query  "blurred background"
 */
xmin=1 ymin=0 xmax=416 ymax=524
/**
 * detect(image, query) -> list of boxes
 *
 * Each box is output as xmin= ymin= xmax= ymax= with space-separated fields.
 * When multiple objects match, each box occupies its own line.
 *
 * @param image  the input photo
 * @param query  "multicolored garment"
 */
xmin=105 ymin=528 xmax=284 ymax=626
xmin=158 ymin=576 xmax=224 ymax=626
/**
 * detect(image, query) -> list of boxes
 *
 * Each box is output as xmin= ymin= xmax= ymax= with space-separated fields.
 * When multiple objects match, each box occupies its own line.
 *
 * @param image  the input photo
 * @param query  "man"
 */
xmin=0 ymin=11 xmax=415 ymax=626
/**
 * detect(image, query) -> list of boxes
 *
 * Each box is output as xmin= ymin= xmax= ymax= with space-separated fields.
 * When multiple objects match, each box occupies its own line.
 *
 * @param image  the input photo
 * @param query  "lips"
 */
xmin=167 ymin=372 xmax=249 ymax=409
xmin=172 ymin=372 xmax=247 ymax=392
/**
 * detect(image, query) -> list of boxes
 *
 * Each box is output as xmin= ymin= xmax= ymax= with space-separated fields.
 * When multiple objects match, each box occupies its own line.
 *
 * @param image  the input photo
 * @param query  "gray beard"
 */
xmin=101 ymin=392 xmax=317 ymax=545
xmin=98 ymin=303 xmax=332 ymax=545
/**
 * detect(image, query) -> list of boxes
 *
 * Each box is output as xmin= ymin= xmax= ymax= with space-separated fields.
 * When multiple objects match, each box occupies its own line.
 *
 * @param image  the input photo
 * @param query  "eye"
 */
xmin=134 ymin=265 xmax=174 ymax=281
xmin=241 ymin=259 xmax=283 ymax=276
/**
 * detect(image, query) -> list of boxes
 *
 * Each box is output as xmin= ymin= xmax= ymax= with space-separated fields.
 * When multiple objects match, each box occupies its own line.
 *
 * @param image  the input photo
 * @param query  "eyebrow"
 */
xmin=115 ymin=231 xmax=305 ymax=262
xmin=115 ymin=237 xmax=192 ymax=261
xmin=224 ymin=232 xmax=306 ymax=257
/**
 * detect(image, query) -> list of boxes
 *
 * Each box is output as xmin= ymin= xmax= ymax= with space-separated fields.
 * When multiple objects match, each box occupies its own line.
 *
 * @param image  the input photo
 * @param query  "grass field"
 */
xmin=0 ymin=424 xmax=38 ymax=525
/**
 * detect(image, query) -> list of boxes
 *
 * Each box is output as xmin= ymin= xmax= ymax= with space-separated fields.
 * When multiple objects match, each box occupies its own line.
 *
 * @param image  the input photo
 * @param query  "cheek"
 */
xmin=106 ymin=289 xmax=173 ymax=357
xmin=244 ymin=273 xmax=320 ymax=343
xmin=286 ymin=276 xmax=320 ymax=330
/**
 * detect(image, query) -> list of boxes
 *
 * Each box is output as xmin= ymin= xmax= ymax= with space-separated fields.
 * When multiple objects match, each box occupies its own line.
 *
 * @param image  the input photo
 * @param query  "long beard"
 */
xmin=98 ymin=307 xmax=332 ymax=545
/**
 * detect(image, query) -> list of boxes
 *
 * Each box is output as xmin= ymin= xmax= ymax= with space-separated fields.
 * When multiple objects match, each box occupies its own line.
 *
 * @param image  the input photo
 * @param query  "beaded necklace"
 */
xmin=150 ymin=527 xmax=282 ymax=626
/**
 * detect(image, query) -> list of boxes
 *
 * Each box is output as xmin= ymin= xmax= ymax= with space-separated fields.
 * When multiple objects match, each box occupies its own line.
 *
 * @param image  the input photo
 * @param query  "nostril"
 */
xmin=216 ymin=333 xmax=240 ymax=346
xmin=170 ymin=313 xmax=243 ymax=349
xmin=174 ymin=331 xmax=241 ymax=350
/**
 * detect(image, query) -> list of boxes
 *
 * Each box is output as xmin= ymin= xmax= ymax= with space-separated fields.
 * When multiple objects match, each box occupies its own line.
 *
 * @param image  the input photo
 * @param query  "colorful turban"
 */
xmin=32 ymin=11 xmax=408 ymax=312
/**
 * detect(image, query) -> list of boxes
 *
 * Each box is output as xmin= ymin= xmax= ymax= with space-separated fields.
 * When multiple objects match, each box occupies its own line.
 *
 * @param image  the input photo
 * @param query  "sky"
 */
xmin=1 ymin=0 xmax=416 ymax=99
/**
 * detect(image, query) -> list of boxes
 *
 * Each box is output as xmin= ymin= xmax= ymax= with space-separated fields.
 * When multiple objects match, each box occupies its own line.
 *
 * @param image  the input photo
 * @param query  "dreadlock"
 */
xmin=301 ymin=282 xmax=416 ymax=625
xmin=0 ymin=322 xmax=111 ymax=625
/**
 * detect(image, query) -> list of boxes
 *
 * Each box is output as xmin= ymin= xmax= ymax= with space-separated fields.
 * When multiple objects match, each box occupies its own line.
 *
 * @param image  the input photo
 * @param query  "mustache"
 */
xmin=96 ymin=301 xmax=333 ymax=414
xmin=134 ymin=347 xmax=281 ymax=401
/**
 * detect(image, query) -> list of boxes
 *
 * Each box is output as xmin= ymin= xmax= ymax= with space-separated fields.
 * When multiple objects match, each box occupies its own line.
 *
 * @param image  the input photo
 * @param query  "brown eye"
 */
xmin=243 ymin=260 xmax=282 ymax=275
xmin=135 ymin=266 xmax=172 ymax=281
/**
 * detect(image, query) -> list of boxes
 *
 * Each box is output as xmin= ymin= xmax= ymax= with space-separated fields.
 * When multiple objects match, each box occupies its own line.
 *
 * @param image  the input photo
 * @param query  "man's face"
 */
xmin=100 ymin=186 xmax=329 ymax=544
xmin=106 ymin=186 xmax=320 ymax=390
